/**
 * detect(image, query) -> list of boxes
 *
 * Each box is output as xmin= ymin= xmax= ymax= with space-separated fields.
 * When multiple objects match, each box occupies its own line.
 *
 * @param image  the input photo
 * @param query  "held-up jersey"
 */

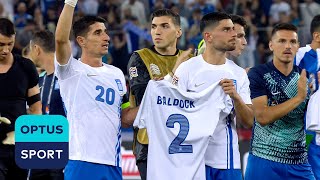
xmin=134 ymin=80 xmax=232 ymax=180
xmin=174 ymin=55 xmax=252 ymax=169
xmin=55 ymin=55 xmax=127 ymax=166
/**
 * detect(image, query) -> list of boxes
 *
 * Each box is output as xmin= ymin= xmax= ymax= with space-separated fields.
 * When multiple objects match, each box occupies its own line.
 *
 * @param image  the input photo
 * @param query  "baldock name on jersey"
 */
xmin=157 ymin=96 xmax=195 ymax=109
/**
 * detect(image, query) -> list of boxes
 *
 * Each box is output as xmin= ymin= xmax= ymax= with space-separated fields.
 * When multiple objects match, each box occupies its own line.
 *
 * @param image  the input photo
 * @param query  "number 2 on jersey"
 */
xmin=166 ymin=114 xmax=193 ymax=154
xmin=95 ymin=85 xmax=115 ymax=105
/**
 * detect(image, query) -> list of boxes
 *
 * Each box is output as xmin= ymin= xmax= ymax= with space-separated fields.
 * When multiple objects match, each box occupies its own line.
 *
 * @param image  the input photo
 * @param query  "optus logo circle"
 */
xmin=15 ymin=115 xmax=69 ymax=169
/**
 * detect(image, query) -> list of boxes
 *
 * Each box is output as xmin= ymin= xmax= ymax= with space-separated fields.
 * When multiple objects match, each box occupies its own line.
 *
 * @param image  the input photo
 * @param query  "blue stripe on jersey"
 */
xmin=225 ymin=103 xmax=235 ymax=169
xmin=227 ymin=114 xmax=234 ymax=169
xmin=115 ymin=123 xmax=121 ymax=166
xmin=115 ymin=97 xmax=122 ymax=166
xmin=225 ymin=127 xmax=229 ymax=169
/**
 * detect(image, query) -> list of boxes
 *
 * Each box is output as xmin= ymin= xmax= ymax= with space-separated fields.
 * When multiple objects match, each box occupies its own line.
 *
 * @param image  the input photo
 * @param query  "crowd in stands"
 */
xmin=1 ymin=0 xmax=320 ymax=73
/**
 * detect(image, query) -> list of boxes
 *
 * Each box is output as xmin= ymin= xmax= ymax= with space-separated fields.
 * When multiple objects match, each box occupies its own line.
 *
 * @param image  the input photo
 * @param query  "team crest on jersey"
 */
xmin=115 ymin=79 xmax=123 ymax=92
xmin=232 ymin=79 xmax=237 ymax=91
xmin=150 ymin=63 xmax=161 ymax=75
xmin=172 ymin=75 xmax=179 ymax=86
xmin=129 ymin=67 xmax=138 ymax=79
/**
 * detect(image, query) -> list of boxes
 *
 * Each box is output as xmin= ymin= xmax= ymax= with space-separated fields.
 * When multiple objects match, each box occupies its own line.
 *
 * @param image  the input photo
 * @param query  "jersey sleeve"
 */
xmin=133 ymin=82 xmax=152 ymax=129
xmin=119 ymin=69 xmax=130 ymax=109
xmin=248 ymin=67 xmax=267 ymax=99
xmin=173 ymin=61 xmax=189 ymax=91
xmin=54 ymin=54 xmax=79 ymax=80
xmin=25 ymin=58 xmax=39 ymax=89
xmin=127 ymin=52 xmax=150 ymax=106
xmin=239 ymin=72 xmax=252 ymax=105
xmin=18 ymin=56 xmax=39 ymax=89
xmin=306 ymin=90 xmax=320 ymax=132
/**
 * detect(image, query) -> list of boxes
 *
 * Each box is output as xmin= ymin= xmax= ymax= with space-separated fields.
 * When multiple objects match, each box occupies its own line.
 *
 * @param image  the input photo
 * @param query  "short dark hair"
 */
xmin=200 ymin=12 xmax=231 ymax=33
xmin=151 ymin=9 xmax=180 ymax=26
xmin=0 ymin=18 xmax=15 ymax=37
xmin=310 ymin=14 xmax=320 ymax=35
xmin=230 ymin=14 xmax=247 ymax=29
xmin=31 ymin=30 xmax=55 ymax=53
xmin=271 ymin=23 xmax=298 ymax=37
xmin=72 ymin=16 xmax=107 ymax=38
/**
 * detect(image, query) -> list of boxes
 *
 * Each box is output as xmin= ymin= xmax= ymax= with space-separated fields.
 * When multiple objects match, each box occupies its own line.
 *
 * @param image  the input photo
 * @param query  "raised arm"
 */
xmin=55 ymin=0 xmax=77 ymax=65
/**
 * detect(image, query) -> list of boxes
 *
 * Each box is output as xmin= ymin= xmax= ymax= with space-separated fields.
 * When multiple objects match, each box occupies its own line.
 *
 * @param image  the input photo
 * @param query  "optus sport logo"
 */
xmin=15 ymin=115 xmax=68 ymax=169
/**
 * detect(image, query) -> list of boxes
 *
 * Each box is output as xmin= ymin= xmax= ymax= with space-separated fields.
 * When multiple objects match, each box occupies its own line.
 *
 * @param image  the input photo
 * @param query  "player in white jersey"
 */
xmin=295 ymin=15 xmax=320 ymax=180
xmin=134 ymin=80 xmax=232 ymax=180
xmin=173 ymin=12 xmax=254 ymax=180
xmin=55 ymin=0 xmax=138 ymax=179
xmin=306 ymin=89 xmax=320 ymax=147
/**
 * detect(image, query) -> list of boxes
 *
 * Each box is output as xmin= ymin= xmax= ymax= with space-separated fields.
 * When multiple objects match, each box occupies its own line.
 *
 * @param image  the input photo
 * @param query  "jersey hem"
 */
xmin=69 ymin=156 xmax=121 ymax=167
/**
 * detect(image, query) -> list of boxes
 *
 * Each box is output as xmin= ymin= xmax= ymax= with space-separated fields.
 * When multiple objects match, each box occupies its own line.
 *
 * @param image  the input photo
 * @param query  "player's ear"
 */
xmin=35 ymin=45 xmax=41 ymax=56
xmin=203 ymin=32 xmax=211 ymax=43
xmin=314 ymin=32 xmax=320 ymax=42
xmin=76 ymin=36 xmax=86 ymax=48
xmin=176 ymin=28 xmax=182 ymax=38
xmin=269 ymin=41 xmax=273 ymax=51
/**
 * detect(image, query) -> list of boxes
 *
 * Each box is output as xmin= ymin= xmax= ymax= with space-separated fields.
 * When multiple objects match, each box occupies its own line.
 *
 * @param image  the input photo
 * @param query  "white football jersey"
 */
xmin=134 ymin=80 xmax=232 ymax=180
xmin=174 ymin=55 xmax=252 ymax=169
xmin=306 ymin=90 xmax=320 ymax=144
xmin=295 ymin=45 xmax=320 ymax=145
xmin=295 ymin=45 xmax=320 ymax=70
xmin=55 ymin=55 xmax=126 ymax=166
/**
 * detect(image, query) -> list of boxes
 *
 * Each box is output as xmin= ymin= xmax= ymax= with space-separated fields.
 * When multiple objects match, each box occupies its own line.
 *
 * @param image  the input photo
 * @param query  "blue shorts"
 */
xmin=245 ymin=154 xmax=314 ymax=180
xmin=205 ymin=165 xmax=242 ymax=180
xmin=64 ymin=160 xmax=122 ymax=180
xmin=308 ymin=143 xmax=320 ymax=180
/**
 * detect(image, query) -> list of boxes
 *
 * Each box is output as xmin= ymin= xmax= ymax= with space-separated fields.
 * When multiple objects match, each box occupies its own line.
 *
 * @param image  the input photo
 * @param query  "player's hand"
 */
xmin=0 ymin=117 xmax=11 ymax=125
xmin=296 ymin=69 xmax=308 ymax=102
xmin=2 ymin=131 xmax=15 ymax=145
xmin=153 ymin=77 xmax=164 ymax=81
xmin=219 ymin=79 xmax=239 ymax=99
xmin=318 ymin=72 xmax=320 ymax=84
xmin=172 ymin=48 xmax=193 ymax=73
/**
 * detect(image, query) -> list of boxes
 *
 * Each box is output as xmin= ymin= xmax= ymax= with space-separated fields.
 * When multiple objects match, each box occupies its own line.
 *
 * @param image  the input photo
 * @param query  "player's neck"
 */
xmin=0 ymin=53 xmax=13 ymax=73
xmin=202 ymin=48 xmax=226 ymax=65
xmin=310 ymin=40 xmax=320 ymax=51
xmin=273 ymin=58 xmax=293 ymax=76
xmin=154 ymin=46 xmax=177 ymax=56
xmin=43 ymin=54 xmax=55 ymax=75
xmin=0 ymin=53 xmax=13 ymax=65
xmin=81 ymin=53 xmax=103 ymax=67
xmin=226 ymin=52 xmax=237 ymax=61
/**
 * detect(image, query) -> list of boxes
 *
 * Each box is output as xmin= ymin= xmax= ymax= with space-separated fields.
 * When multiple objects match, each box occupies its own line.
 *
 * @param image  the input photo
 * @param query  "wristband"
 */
xmin=65 ymin=0 xmax=78 ymax=7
